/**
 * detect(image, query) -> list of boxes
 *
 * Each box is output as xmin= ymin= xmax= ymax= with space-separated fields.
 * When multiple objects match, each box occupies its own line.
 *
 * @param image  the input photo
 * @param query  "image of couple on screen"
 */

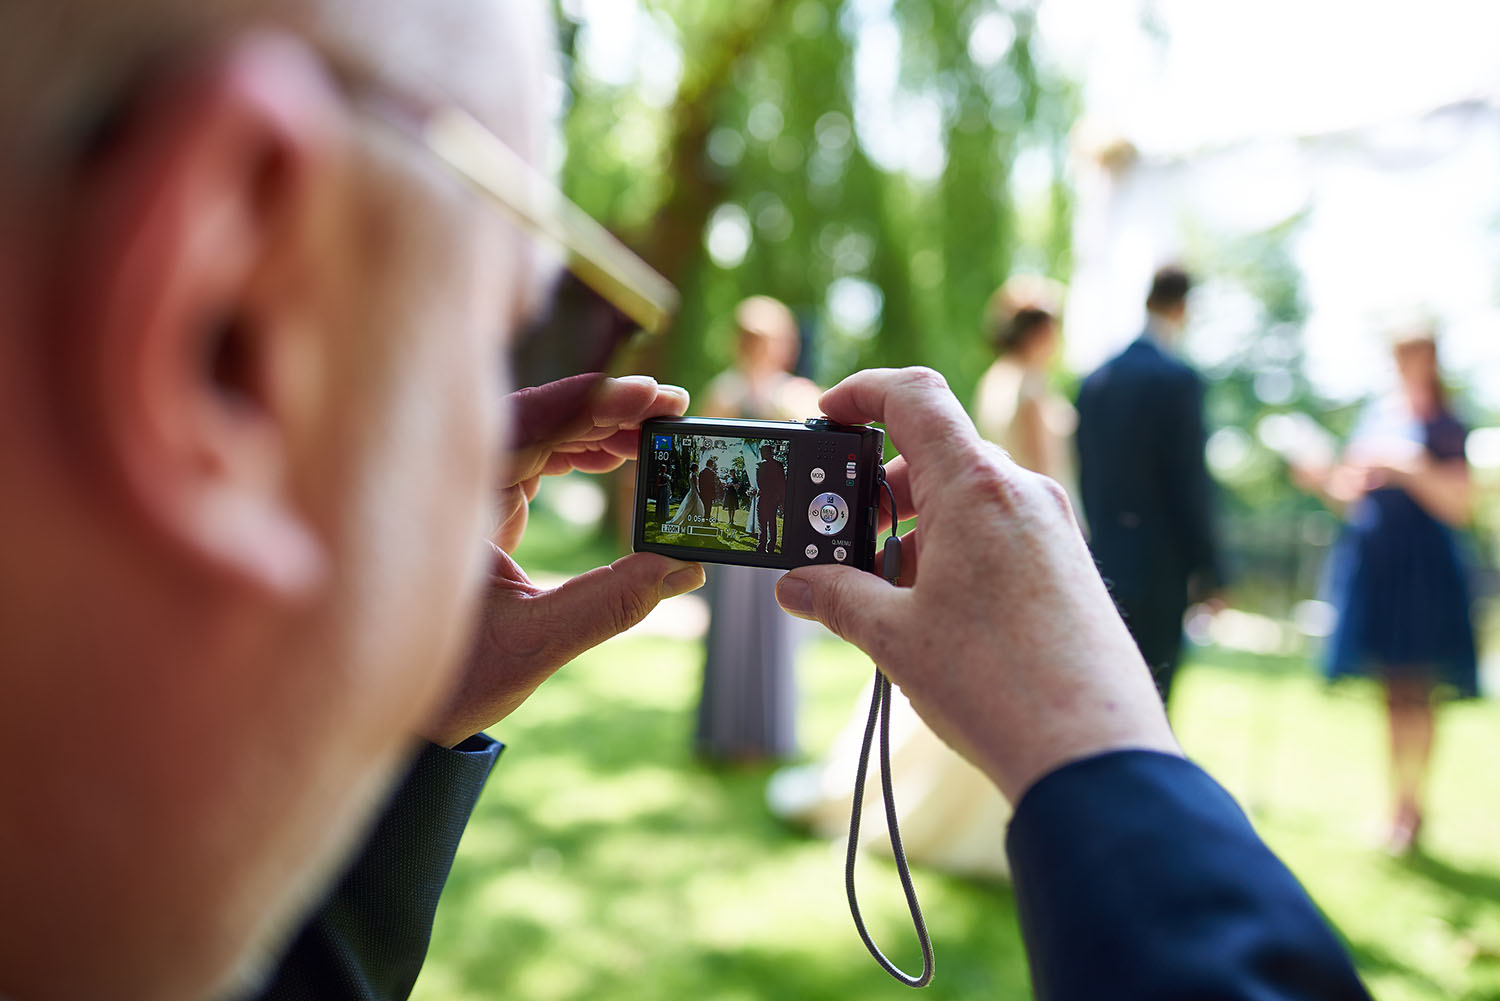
xmin=660 ymin=439 xmax=787 ymax=555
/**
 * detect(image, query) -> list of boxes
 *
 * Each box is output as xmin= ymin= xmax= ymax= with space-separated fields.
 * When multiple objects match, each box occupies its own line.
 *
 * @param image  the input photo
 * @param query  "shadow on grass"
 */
xmin=418 ymin=629 xmax=1500 ymax=1001
xmin=1188 ymin=643 xmax=1315 ymax=678
xmin=1347 ymin=938 xmax=1445 ymax=994
xmin=1398 ymin=849 xmax=1500 ymax=978
xmin=436 ymin=754 xmax=1030 ymax=1000
xmin=424 ymin=641 xmax=1035 ymax=1001
xmin=1402 ymin=851 xmax=1500 ymax=905
xmin=441 ymin=936 xmax=1025 ymax=1001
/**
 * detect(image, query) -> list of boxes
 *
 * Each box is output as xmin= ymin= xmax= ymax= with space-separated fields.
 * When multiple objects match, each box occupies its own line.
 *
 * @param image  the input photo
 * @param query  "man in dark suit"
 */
xmin=1076 ymin=266 xmax=1222 ymax=704
xmin=756 ymin=446 xmax=788 ymax=554
xmin=698 ymin=459 xmax=720 ymax=523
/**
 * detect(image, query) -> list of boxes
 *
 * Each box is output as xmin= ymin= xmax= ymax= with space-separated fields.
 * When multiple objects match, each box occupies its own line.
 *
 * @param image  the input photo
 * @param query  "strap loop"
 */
xmin=842 ymin=471 xmax=934 ymax=988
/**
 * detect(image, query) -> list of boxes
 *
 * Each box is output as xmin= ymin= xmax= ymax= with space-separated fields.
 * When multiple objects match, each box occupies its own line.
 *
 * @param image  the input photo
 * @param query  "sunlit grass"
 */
xmin=413 ymin=630 xmax=1500 ymax=1001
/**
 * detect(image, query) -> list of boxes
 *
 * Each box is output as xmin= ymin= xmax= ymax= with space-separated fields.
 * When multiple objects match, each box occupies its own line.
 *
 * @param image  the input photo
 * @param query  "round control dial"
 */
xmin=807 ymin=492 xmax=850 ymax=535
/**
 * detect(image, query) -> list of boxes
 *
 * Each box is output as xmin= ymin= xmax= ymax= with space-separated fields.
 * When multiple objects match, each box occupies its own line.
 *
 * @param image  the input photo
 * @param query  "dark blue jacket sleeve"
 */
xmin=249 ymin=735 xmax=503 ymax=1001
xmin=1006 ymin=750 xmax=1370 ymax=1001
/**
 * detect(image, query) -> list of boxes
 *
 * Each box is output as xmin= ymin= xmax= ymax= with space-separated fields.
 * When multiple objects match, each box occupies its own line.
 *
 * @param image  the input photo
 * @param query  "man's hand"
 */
xmin=423 ymin=543 xmax=704 ymax=747
xmin=773 ymin=368 xmax=1179 ymax=803
xmin=494 ymin=374 xmax=690 ymax=552
xmin=422 ymin=375 xmax=705 ymax=747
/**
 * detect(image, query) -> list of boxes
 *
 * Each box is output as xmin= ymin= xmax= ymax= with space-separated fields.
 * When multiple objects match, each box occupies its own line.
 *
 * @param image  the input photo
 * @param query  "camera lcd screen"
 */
xmin=642 ymin=431 xmax=791 ymax=556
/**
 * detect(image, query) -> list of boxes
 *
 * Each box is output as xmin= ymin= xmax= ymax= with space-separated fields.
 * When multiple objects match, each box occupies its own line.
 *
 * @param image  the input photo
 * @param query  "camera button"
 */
xmin=805 ymin=544 xmax=820 ymax=559
xmin=808 ymin=492 xmax=850 ymax=535
xmin=811 ymin=467 xmax=825 ymax=484
xmin=833 ymin=546 xmax=848 ymax=562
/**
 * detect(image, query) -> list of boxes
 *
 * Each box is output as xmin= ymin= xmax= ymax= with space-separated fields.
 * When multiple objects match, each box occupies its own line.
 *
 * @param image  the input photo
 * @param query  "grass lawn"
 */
xmin=410 ymin=624 xmax=1500 ymax=1001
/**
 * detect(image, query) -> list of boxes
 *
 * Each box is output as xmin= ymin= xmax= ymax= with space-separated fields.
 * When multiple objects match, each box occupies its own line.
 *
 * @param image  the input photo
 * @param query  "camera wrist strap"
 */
xmin=844 ymin=473 xmax=934 ymax=988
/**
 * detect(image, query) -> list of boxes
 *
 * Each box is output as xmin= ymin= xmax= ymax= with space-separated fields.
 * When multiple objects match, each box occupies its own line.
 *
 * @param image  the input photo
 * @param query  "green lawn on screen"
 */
xmin=645 ymin=499 xmax=784 ymax=555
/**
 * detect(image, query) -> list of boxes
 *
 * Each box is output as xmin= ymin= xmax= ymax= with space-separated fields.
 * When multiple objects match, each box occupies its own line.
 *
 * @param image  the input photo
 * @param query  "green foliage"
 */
xmin=1180 ymin=216 xmax=1361 ymax=607
xmin=1186 ymin=213 xmax=1324 ymax=515
xmin=553 ymin=0 xmax=1076 ymax=407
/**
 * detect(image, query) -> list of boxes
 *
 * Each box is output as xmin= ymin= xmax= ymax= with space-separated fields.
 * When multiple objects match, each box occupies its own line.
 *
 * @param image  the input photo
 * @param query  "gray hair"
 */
xmin=0 ymin=0 xmax=557 ymax=173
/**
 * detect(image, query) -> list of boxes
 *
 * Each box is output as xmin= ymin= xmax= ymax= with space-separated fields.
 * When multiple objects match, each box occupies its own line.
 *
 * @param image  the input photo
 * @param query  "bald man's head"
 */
xmin=0 ymin=3 xmax=556 ymax=1000
xmin=0 ymin=0 xmax=554 ymax=154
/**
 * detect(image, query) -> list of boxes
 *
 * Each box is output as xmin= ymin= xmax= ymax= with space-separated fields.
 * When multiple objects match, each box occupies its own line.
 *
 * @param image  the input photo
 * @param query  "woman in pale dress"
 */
xmin=767 ymin=277 xmax=1069 ymax=878
xmin=973 ymin=276 xmax=1077 ymax=503
xmin=695 ymin=297 xmax=820 ymax=762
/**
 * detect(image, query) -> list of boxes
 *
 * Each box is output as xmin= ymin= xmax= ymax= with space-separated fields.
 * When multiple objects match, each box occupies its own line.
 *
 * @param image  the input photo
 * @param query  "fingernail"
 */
xmin=776 ymin=576 xmax=813 ymax=616
xmin=661 ymin=565 xmax=706 ymax=598
xmin=659 ymin=383 xmax=689 ymax=397
xmin=618 ymin=374 xmax=657 ymax=387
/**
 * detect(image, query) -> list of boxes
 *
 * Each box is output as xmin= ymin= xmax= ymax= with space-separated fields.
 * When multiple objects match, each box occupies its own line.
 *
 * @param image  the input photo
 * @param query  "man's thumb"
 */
xmin=535 ymin=553 xmax=703 ymax=655
xmin=775 ymin=565 xmax=898 ymax=649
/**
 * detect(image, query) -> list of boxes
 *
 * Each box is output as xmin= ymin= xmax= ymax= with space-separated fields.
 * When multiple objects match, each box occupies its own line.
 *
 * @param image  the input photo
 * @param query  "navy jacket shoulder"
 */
xmin=1081 ymin=336 xmax=1198 ymax=395
xmin=1007 ymin=750 xmax=1370 ymax=1001
xmin=244 ymin=735 xmax=502 ymax=1001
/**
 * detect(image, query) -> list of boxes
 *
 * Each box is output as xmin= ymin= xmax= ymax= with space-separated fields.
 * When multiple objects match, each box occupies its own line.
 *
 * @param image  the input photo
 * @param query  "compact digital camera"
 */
xmin=633 ymin=416 xmax=886 ymax=572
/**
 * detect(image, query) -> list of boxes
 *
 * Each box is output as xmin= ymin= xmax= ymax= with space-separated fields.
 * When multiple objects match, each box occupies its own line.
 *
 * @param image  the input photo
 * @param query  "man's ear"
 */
xmin=52 ymin=33 xmax=348 ymax=599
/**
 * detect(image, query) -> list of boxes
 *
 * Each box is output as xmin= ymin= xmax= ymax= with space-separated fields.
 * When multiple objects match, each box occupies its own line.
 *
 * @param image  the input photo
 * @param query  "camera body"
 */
xmin=633 ymin=416 xmax=885 ymax=572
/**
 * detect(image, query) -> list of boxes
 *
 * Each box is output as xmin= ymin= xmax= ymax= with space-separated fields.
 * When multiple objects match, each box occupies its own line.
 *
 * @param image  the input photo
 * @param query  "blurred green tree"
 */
xmin=553 ymin=0 xmax=1076 ymax=407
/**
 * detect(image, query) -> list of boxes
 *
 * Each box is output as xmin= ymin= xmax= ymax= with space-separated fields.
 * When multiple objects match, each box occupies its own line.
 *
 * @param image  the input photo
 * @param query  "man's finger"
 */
xmin=820 ymin=368 xmax=979 ymax=461
xmin=541 ymin=449 xmax=627 ymax=476
xmin=507 ymin=375 xmax=688 ymax=453
xmin=775 ymin=565 xmax=906 ymax=653
xmin=819 ymin=368 xmax=990 ymax=509
xmin=506 ymin=373 xmax=606 ymax=451
xmin=582 ymin=426 xmax=645 ymax=460
xmin=589 ymin=375 xmax=690 ymax=425
xmin=516 ymin=552 xmax=705 ymax=667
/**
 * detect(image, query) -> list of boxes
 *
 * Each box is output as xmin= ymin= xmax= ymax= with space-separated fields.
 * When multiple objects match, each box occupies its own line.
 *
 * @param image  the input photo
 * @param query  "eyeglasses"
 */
xmin=352 ymin=75 xmax=679 ymax=394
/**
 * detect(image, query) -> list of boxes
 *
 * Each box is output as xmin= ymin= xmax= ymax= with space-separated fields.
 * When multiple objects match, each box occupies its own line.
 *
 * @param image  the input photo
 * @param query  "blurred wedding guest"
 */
xmin=1076 ymin=265 xmax=1222 ymax=706
xmin=695 ymin=297 xmax=820 ymax=762
xmin=1293 ymin=325 xmax=1476 ymax=854
xmin=724 ymin=476 xmax=740 ymax=529
xmin=654 ymin=465 xmax=673 ymax=523
xmin=975 ymin=276 xmax=1077 ymax=500
xmin=766 ymin=279 xmax=1072 ymax=879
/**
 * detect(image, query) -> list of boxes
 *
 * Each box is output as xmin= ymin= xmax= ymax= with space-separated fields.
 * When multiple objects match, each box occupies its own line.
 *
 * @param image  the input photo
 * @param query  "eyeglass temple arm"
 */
xmin=419 ymin=106 xmax=679 ymax=336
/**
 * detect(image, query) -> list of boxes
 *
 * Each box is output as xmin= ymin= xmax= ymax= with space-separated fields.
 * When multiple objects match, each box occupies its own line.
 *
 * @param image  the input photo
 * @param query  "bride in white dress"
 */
xmin=664 ymin=462 xmax=706 ymax=530
xmin=767 ymin=276 xmax=1071 ymax=878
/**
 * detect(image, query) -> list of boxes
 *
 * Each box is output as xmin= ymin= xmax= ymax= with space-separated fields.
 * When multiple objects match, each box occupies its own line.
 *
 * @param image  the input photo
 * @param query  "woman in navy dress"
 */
xmin=1298 ymin=329 xmax=1476 ymax=853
